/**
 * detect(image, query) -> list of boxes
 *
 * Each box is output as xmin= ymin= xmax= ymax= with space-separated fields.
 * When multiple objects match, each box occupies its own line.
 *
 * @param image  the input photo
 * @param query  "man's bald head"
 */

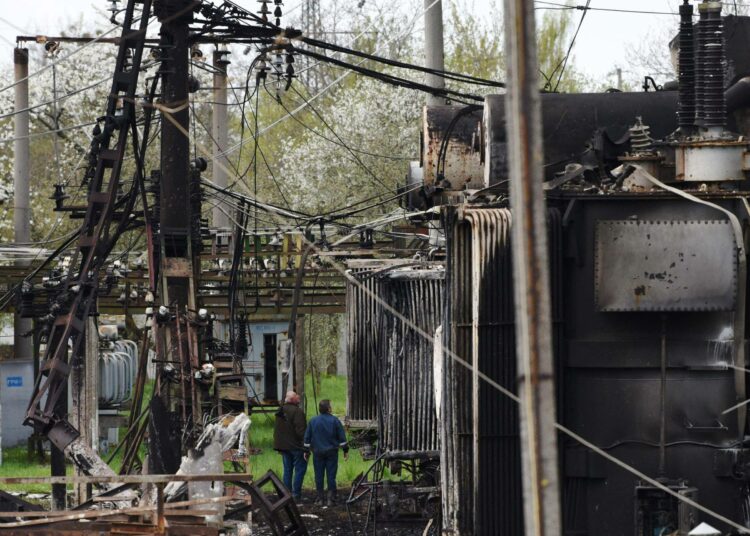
xmin=284 ymin=391 xmax=300 ymax=404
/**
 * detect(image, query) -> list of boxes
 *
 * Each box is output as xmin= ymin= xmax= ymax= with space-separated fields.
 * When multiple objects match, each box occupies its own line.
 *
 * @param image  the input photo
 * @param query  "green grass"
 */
xmin=0 ymin=447 xmax=74 ymax=494
xmin=247 ymin=374 xmax=372 ymax=489
xmin=0 ymin=375 xmax=372 ymax=494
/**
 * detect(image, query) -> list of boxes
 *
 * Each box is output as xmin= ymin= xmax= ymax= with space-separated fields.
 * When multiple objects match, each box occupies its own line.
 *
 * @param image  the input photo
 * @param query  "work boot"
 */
xmin=314 ymin=492 xmax=325 ymax=506
xmin=326 ymin=490 xmax=336 ymax=507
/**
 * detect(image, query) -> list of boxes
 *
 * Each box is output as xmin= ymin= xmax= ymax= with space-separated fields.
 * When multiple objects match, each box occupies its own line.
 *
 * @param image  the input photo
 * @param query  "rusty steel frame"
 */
xmin=24 ymin=0 xmax=155 ymax=455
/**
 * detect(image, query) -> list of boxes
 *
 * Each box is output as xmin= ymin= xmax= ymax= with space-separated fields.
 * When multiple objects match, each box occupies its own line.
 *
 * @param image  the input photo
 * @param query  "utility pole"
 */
xmin=156 ymin=0 xmax=202 ymax=448
xmin=424 ymin=0 xmax=446 ymax=106
xmin=70 ymin=317 xmax=99 ymax=505
xmin=13 ymin=48 xmax=32 ymax=363
xmin=301 ymin=0 xmax=322 ymax=91
xmin=616 ymin=67 xmax=623 ymax=91
xmin=212 ymin=49 xmax=230 ymax=230
xmin=502 ymin=0 xmax=562 ymax=535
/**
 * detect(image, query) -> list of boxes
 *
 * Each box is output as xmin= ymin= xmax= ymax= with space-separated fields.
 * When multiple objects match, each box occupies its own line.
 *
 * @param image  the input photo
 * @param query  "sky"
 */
xmin=0 ymin=0 xmax=694 ymax=85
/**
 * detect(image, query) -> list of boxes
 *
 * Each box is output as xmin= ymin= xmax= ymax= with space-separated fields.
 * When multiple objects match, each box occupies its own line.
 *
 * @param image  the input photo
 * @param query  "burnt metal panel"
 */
xmin=441 ymin=207 xmax=476 ymax=535
xmin=552 ymin=194 xmax=749 ymax=536
xmin=440 ymin=206 xmax=564 ymax=535
xmin=422 ymin=105 xmax=484 ymax=190
xmin=378 ymin=268 xmax=444 ymax=453
xmin=345 ymin=265 xmax=384 ymax=428
xmin=595 ymin=220 xmax=737 ymax=312
xmin=345 ymin=260 xmax=424 ymax=428
xmin=484 ymin=92 xmax=680 ymax=185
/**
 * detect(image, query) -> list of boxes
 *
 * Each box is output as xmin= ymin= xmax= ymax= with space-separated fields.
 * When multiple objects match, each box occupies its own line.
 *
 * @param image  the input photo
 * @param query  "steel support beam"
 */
xmin=502 ymin=0 xmax=562 ymax=534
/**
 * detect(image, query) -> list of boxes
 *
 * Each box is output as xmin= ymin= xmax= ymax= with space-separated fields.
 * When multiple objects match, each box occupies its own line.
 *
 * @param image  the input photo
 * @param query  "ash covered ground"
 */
xmin=246 ymin=492 xmax=433 ymax=535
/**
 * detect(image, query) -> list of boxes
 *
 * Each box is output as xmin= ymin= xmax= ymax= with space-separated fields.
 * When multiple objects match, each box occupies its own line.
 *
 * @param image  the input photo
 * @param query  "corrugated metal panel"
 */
xmin=441 ymin=206 xmax=563 ymax=535
xmin=345 ymin=267 xmax=381 ymax=428
xmin=99 ymin=339 xmax=138 ymax=407
xmin=442 ymin=208 xmax=476 ymax=534
xmin=378 ymin=268 xmax=444 ymax=453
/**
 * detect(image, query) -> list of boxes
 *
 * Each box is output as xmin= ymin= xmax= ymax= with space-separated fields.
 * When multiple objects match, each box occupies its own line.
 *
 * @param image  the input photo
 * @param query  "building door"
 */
xmin=264 ymin=333 xmax=278 ymax=401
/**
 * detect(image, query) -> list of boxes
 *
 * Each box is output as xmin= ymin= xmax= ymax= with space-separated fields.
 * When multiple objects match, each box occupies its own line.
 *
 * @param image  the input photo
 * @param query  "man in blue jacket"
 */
xmin=303 ymin=399 xmax=349 ymax=506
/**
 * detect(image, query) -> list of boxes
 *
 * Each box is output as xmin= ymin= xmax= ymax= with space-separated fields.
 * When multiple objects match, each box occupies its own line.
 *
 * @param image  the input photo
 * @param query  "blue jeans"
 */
xmin=280 ymin=449 xmax=307 ymax=497
xmin=312 ymin=449 xmax=339 ymax=493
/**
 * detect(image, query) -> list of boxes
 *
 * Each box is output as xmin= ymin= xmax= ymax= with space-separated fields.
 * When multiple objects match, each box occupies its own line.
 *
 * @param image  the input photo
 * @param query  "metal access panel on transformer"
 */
xmin=595 ymin=220 xmax=737 ymax=312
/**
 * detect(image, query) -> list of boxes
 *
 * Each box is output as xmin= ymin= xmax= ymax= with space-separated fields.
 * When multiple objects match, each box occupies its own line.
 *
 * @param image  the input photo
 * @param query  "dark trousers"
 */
xmin=312 ymin=449 xmax=339 ymax=493
xmin=280 ymin=449 xmax=307 ymax=497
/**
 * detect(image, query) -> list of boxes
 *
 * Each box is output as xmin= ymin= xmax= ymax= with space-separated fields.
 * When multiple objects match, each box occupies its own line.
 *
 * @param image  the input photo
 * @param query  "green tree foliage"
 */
xmin=445 ymin=0 xmax=588 ymax=91
xmin=0 ymin=1 xmax=587 ymax=377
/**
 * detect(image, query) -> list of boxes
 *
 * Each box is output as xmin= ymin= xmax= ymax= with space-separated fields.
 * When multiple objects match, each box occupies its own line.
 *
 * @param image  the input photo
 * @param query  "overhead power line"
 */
xmin=0 ymin=23 xmax=124 ymax=94
xmin=534 ymin=1 xmax=680 ymax=16
xmin=298 ymin=35 xmax=505 ymax=88
xmin=215 ymin=0 xmax=442 ymax=160
xmin=550 ymin=0 xmax=591 ymax=92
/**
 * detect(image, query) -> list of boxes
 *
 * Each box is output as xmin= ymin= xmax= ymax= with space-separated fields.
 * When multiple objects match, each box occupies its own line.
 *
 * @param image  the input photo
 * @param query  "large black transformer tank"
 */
xmin=550 ymin=191 xmax=750 ymax=535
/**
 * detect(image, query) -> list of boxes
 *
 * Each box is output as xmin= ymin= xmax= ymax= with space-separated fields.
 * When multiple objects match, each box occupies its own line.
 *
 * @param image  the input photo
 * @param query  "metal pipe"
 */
xmin=424 ymin=0 xmax=446 ymax=106
xmin=502 ymin=0 xmax=562 ymax=534
xmin=211 ymin=49 xmax=230 ymax=230
xmin=659 ymin=314 xmax=667 ymax=478
xmin=13 ymin=48 xmax=32 ymax=363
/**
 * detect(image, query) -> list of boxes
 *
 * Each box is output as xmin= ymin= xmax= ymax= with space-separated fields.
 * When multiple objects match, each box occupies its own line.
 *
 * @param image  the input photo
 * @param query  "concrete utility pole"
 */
xmin=70 ymin=318 xmax=99 ymax=505
xmin=502 ymin=0 xmax=562 ymax=535
xmin=13 ymin=48 xmax=32 ymax=362
xmin=301 ymin=0 xmax=322 ymax=91
xmin=211 ymin=49 xmax=230 ymax=230
xmin=424 ymin=0 xmax=446 ymax=106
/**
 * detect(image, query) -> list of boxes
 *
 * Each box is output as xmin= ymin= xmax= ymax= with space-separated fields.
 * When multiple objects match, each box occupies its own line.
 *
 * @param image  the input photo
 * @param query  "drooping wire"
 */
xmin=288 ymin=46 xmax=483 ymax=104
xmin=298 ymin=35 xmax=506 ymax=89
xmin=549 ymin=0 xmax=591 ymax=92
xmin=534 ymin=1 xmax=679 ymax=17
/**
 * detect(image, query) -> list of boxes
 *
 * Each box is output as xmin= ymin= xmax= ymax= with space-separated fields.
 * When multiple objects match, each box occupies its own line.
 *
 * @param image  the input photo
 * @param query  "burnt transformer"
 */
xmin=347 ymin=3 xmax=750 ymax=535
xmin=426 ymin=4 xmax=750 ymax=534
xmin=345 ymin=262 xmax=445 ymax=524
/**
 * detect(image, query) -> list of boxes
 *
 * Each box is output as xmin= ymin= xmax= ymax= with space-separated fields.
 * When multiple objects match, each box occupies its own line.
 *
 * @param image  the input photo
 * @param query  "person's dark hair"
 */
xmin=319 ymin=399 xmax=331 ymax=414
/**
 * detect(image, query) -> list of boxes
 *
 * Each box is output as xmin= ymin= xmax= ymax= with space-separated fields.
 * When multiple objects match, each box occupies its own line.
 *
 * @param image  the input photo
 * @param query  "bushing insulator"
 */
xmin=696 ymin=2 xmax=726 ymax=128
xmin=678 ymin=1 xmax=696 ymax=129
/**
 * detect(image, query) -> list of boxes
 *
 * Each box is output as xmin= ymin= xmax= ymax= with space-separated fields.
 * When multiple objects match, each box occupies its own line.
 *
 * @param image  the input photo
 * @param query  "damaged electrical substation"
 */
xmin=7 ymin=0 xmax=750 ymax=534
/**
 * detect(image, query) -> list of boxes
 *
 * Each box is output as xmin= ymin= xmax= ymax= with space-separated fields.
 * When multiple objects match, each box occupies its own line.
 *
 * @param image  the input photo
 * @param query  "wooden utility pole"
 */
xmin=502 ymin=0 xmax=562 ymax=534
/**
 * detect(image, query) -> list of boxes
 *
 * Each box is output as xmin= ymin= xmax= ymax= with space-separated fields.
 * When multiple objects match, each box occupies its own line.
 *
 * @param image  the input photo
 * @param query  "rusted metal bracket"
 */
xmin=246 ymin=470 xmax=308 ymax=536
xmin=24 ymin=0 xmax=155 ymax=469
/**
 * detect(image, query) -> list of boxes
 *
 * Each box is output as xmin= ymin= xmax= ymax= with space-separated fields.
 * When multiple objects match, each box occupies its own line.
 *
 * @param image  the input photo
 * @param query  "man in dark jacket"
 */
xmin=273 ymin=391 xmax=307 ymax=500
xmin=303 ymin=399 xmax=349 ymax=506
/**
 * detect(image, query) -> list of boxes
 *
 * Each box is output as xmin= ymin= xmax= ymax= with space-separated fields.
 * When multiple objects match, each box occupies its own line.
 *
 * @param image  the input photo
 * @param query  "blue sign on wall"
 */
xmin=6 ymin=377 xmax=23 ymax=388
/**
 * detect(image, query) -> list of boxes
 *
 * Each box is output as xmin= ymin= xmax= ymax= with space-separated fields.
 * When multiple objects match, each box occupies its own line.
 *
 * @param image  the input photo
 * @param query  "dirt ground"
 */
xmin=248 ymin=491 xmax=434 ymax=535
